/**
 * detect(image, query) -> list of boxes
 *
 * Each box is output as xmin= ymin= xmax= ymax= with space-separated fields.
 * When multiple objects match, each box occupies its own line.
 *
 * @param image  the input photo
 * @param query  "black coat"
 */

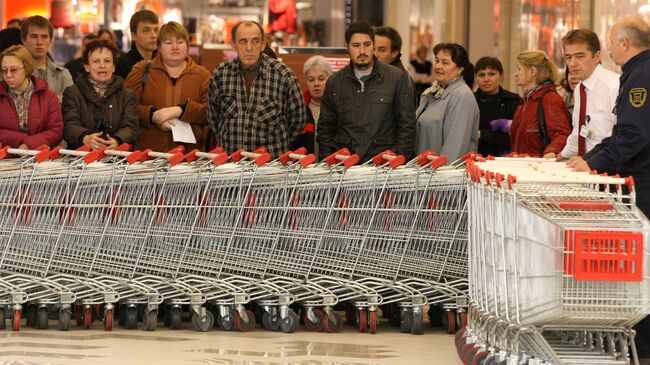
xmin=62 ymin=74 xmax=139 ymax=148
xmin=317 ymin=57 xmax=416 ymax=162
xmin=475 ymin=86 xmax=521 ymax=157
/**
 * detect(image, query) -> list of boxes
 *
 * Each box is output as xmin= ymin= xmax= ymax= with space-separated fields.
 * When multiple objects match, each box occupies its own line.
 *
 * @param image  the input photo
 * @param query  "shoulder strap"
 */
xmin=536 ymin=89 xmax=556 ymax=154
xmin=141 ymin=60 xmax=152 ymax=87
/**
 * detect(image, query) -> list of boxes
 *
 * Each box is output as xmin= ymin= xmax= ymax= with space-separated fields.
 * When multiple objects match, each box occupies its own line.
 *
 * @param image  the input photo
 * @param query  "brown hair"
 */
xmin=20 ymin=15 xmax=53 ymax=41
xmin=516 ymin=50 xmax=558 ymax=85
xmin=562 ymin=29 xmax=601 ymax=54
xmin=82 ymin=40 xmax=119 ymax=65
xmin=0 ymin=44 xmax=35 ymax=77
xmin=129 ymin=10 xmax=159 ymax=34
xmin=157 ymin=21 xmax=189 ymax=49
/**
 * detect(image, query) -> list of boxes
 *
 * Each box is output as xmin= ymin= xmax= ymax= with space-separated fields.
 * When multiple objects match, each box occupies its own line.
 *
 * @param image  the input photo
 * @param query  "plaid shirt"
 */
xmin=207 ymin=54 xmax=306 ymax=158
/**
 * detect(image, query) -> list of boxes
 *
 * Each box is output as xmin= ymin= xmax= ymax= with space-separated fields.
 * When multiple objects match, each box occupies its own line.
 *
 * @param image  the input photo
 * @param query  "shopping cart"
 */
xmin=458 ymin=156 xmax=650 ymax=365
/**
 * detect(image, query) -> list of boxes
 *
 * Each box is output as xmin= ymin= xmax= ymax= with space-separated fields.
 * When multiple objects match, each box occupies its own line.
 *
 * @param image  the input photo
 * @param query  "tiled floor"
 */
xmin=0 ymin=321 xmax=462 ymax=365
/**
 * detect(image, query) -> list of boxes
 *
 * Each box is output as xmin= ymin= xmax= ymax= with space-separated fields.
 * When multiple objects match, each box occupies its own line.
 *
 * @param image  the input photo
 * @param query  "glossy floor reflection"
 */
xmin=0 ymin=321 xmax=463 ymax=365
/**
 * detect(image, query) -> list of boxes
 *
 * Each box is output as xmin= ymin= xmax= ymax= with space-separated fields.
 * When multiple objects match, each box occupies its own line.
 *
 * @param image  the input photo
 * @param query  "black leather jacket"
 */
xmin=317 ymin=56 xmax=416 ymax=161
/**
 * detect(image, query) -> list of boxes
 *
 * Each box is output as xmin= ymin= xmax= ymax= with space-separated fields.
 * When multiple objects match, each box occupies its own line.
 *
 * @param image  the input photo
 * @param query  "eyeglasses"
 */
xmin=0 ymin=67 xmax=25 ymax=76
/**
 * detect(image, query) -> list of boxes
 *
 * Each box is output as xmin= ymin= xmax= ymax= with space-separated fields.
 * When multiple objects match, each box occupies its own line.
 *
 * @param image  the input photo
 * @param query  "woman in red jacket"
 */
xmin=510 ymin=50 xmax=571 ymax=158
xmin=0 ymin=45 xmax=63 ymax=149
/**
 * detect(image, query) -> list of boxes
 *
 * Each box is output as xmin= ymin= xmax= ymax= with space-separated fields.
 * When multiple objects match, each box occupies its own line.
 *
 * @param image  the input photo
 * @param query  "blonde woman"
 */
xmin=510 ymin=50 xmax=571 ymax=158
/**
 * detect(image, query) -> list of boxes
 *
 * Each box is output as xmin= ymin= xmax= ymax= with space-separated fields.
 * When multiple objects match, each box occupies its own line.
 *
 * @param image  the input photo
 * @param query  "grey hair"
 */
xmin=303 ymin=55 xmax=333 ymax=78
xmin=614 ymin=20 xmax=650 ymax=49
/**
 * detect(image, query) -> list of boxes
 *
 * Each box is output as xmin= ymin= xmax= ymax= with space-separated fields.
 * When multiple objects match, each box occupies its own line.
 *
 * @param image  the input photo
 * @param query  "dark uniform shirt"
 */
xmin=584 ymin=49 xmax=650 ymax=358
xmin=585 ymin=49 xmax=650 ymax=214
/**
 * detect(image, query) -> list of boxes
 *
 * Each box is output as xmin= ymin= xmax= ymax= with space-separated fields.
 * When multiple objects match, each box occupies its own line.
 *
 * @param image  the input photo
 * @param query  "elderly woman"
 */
xmin=0 ymin=45 xmax=63 ymax=148
xmin=510 ymin=50 xmax=571 ymax=158
xmin=291 ymin=55 xmax=332 ymax=155
xmin=125 ymin=21 xmax=210 ymax=152
xmin=415 ymin=43 xmax=479 ymax=163
xmin=474 ymin=56 xmax=521 ymax=157
xmin=62 ymin=40 xmax=139 ymax=150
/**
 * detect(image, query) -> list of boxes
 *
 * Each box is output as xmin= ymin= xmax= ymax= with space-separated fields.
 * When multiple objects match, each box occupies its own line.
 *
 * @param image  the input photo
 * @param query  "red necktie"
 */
xmin=578 ymin=83 xmax=587 ymax=156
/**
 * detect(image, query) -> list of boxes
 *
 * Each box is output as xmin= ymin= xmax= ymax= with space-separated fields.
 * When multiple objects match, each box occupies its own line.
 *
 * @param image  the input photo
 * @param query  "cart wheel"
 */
xmin=464 ymin=346 xmax=480 ymax=365
xmin=0 ymin=308 xmax=5 ymax=330
xmin=261 ymin=311 xmax=272 ymax=331
xmin=304 ymin=308 xmax=325 ymax=332
xmin=429 ymin=304 xmax=443 ymax=327
xmin=37 ymin=307 xmax=48 ymax=330
xmin=192 ymin=311 xmax=214 ymax=332
xmin=388 ymin=304 xmax=401 ymax=327
xmin=411 ymin=311 xmax=423 ymax=335
xmin=143 ymin=310 xmax=157 ymax=331
xmin=12 ymin=309 xmax=21 ymax=331
xmin=400 ymin=309 xmax=412 ymax=333
xmin=456 ymin=336 xmax=469 ymax=353
xmin=235 ymin=309 xmax=256 ymax=332
xmin=459 ymin=311 xmax=468 ymax=328
xmin=369 ymin=310 xmax=377 ymax=335
xmin=58 ymin=309 xmax=70 ymax=331
xmin=358 ymin=309 xmax=367 ymax=333
xmin=125 ymin=306 xmax=138 ymax=329
xmin=169 ymin=307 xmax=182 ymax=330
xmin=280 ymin=311 xmax=298 ymax=333
xmin=459 ymin=343 xmax=476 ymax=364
xmin=455 ymin=326 xmax=467 ymax=343
xmin=472 ymin=351 xmax=489 ymax=365
xmin=262 ymin=311 xmax=280 ymax=331
xmin=217 ymin=309 xmax=235 ymax=331
xmin=84 ymin=307 xmax=92 ymax=329
xmin=75 ymin=305 xmax=83 ymax=327
xmin=104 ymin=308 xmax=113 ymax=331
xmin=345 ymin=303 xmax=357 ymax=326
xmin=163 ymin=306 xmax=171 ymax=327
xmin=447 ymin=310 xmax=457 ymax=334
xmin=324 ymin=311 xmax=343 ymax=333
xmin=118 ymin=304 xmax=126 ymax=327
xmin=26 ymin=304 xmax=37 ymax=328
xmin=207 ymin=305 xmax=219 ymax=328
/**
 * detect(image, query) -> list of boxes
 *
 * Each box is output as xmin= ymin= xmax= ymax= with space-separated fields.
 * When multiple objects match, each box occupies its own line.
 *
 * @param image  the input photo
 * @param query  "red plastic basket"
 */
xmin=565 ymin=230 xmax=643 ymax=282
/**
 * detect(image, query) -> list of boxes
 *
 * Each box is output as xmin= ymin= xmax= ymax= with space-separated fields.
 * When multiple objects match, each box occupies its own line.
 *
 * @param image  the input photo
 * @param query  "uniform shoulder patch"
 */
xmin=629 ymin=87 xmax=647 ymax=108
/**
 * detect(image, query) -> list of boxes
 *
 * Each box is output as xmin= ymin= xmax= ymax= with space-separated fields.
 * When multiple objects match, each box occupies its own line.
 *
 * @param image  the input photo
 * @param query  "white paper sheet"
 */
xmin=171 ymin=119 xmax=196 ymax=144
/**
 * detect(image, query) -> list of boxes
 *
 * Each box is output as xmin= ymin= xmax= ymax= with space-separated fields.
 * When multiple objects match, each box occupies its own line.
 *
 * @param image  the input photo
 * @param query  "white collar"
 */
xmin=580 ymin=64 xmax=605 ymax=91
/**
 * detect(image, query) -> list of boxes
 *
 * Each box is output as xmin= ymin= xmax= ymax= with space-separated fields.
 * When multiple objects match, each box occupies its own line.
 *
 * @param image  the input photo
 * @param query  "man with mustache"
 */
xmin=20 ymin=16 xmax=73 ymax=103
xmin=317 ymin=21 xmax=416 ymax=162
xmin=207 ymin=20 xmax=305 ymax=158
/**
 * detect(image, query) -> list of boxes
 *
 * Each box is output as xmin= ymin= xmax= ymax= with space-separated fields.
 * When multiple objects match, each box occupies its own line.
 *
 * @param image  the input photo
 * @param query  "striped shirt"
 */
xmin=8 ymin=78 xmax=34 ymax=133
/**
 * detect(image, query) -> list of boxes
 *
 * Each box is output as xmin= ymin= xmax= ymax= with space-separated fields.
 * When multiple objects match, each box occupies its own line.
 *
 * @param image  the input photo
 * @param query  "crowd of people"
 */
xmin=1 ymin=10 xmax=650 ymax=361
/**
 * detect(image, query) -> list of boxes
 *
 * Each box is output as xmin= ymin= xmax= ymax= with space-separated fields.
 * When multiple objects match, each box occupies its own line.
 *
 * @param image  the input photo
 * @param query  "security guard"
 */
xmin=567 ymin=16 xmax=650 ymax=363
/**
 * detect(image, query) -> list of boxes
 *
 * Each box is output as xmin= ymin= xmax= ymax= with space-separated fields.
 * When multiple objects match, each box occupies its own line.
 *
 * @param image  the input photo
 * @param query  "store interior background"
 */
xmin=1 ymin=0 xmax=649 ymax=90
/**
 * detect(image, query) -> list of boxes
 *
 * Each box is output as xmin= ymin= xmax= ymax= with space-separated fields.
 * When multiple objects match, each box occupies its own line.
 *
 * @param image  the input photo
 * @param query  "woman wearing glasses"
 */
xmin=0 ymin=45 xmax=63 ymax=148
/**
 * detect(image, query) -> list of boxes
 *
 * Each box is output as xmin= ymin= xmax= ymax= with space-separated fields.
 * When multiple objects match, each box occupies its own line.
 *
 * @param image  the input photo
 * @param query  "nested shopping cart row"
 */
xmin=457 ymin=156 xmax=650 ymax=365
xmin=0 ymin=144 xmax=469 ymax=334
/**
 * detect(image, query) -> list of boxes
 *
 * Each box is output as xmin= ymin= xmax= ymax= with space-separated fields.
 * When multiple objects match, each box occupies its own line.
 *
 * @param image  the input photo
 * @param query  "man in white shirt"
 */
xmin=559 ymin=29 xmax=619 ymax=159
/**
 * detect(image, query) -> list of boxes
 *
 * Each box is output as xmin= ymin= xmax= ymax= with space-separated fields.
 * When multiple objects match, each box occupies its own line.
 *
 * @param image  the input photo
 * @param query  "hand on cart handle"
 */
xmin=231 ymin=149 xmax=272 ymax=166
xmin=0 ymin=145 xmax=51 ymax=163
xmin=279 ymin=150 xmax=317 ymax=168
xmin=371 ymin=150 xmax=405 ymax=169
xmin=323 ymin=148 xmax=360 ymax=168
xmin=185 ymin=148 xmax=229 ymax=166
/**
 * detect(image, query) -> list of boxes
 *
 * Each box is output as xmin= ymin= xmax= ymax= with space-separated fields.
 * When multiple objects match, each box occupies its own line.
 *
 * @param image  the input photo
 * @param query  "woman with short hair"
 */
xmin=62 ymin=39 xmax=139 ymax=150
xmin=124 ymin=21 xmax=211 ymax=152
xmin=291 ymin=55 xmax=333 ymax=155
xmin=415 ymin=43 xmax=479 ymax=163
xmin=0 ymin=44 xmax=63 ymax=148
